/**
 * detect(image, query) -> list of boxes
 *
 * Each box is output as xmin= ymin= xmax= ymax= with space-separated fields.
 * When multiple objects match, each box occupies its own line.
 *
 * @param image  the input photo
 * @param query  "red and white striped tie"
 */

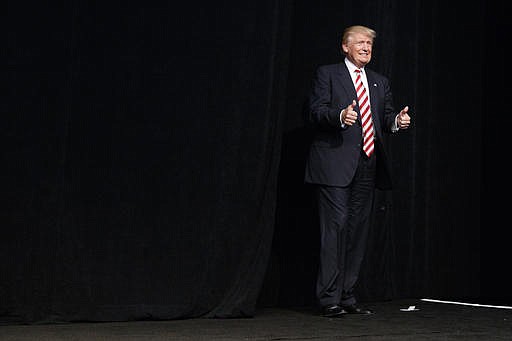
xmin=355 ymin=69 xmax=374 ymax=157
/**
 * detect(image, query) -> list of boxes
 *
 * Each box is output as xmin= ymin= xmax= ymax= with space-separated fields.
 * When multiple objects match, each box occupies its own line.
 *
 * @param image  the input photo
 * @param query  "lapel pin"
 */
xmin=373 ymin=83 xmax=377 ymax=87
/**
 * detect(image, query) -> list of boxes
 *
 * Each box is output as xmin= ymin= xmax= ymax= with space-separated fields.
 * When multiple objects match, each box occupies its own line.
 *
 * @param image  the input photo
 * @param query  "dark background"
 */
xmin=4 ymin=0 xmax=506 ymax=323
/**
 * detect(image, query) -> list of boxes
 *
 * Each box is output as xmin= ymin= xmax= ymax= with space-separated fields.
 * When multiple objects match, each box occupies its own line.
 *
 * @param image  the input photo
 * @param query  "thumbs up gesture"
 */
xmin=342 ymin=100 xmax=358 ymax=126
xmin=397 ymin=106 xmax=411 ymax=129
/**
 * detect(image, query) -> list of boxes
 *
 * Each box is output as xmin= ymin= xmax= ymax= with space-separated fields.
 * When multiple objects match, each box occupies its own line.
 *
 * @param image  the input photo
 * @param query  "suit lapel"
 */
xmin=336 ymin=63 xmax=361 ymax=124
xmin=366 ymin=71 xmax=381 ymax=134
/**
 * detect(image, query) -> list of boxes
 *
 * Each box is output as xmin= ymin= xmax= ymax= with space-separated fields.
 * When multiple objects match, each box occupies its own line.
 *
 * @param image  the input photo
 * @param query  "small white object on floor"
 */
xmin=400 ymin=305 xmax=420 ymax=311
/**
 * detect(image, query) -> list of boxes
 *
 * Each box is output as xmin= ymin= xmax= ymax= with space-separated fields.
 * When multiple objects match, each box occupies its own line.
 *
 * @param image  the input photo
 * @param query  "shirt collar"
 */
xmin=344 ymin=58 xmax=365 ymax=75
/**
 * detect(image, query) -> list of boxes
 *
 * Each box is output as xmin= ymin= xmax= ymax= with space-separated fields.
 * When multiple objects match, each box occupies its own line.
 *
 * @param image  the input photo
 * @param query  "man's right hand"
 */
xmin=341 ymin=100 xmax=358 ymax=126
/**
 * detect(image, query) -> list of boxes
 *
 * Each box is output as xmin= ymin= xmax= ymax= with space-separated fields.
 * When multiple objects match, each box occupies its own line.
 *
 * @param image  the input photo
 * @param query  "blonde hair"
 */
xmin=341 ymin=25 xmax=376 ymax=44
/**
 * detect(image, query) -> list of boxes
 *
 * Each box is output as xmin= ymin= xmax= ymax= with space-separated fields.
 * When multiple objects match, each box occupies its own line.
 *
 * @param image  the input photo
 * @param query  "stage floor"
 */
xmin=2 ymin=299 xmax=511 ymax=340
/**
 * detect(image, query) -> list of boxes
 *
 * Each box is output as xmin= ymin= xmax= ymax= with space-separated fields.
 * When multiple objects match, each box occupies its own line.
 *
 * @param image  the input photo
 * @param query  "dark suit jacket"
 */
xmin=304 ymin=62 xmax=396 ymax=190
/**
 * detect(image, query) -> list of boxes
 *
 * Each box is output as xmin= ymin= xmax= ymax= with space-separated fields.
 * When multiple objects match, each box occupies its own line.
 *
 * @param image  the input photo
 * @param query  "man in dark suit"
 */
xmin=304 ymin=25 xmax=411 ymax=317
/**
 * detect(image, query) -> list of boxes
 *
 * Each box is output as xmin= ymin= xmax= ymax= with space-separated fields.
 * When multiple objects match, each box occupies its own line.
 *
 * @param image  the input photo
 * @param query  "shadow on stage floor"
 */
xmin=2 ymin=299 xmax=511 ymax=340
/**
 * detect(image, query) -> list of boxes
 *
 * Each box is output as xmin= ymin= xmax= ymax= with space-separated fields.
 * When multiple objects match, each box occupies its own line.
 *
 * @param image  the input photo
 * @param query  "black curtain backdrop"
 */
xmin=4 ymin=0 xmax=504 ymax=324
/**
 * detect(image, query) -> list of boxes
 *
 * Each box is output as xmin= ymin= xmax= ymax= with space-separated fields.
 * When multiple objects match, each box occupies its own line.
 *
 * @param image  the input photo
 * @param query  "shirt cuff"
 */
xmin=392 ymin=114 xmax=399 ymax=132
xmin=340 ymin=109 xmax=346 ymax=128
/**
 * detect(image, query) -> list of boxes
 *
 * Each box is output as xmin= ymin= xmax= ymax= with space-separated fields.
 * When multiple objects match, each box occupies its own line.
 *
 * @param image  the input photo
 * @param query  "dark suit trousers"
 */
xmin=315 ymin=152 xmax=376 ymax=307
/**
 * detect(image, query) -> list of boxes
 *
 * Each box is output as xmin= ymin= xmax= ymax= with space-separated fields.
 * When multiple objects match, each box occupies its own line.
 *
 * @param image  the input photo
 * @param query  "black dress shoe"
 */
xmin=342 ymin=304 xmax=374 ymax=315
xmin=321 ymin=304 xmax=347 ymax=317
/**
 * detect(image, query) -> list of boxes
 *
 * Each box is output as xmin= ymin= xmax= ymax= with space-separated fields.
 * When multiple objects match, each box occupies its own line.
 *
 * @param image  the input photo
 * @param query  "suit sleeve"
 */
xmin=307 ymin=66 xmax=344 ymax=131
xmin=381 ymin=77 xmax=397 ymax=133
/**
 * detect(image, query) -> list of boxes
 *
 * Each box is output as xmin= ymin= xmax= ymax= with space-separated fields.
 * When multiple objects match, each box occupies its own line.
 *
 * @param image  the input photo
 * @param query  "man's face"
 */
xmin=342 ymin=33 xmax=373 ymax=68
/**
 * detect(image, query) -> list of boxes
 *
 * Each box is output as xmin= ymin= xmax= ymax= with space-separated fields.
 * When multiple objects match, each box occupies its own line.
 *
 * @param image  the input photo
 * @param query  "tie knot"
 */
xmin=355 ymin=69 xmax=362 ymax=73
